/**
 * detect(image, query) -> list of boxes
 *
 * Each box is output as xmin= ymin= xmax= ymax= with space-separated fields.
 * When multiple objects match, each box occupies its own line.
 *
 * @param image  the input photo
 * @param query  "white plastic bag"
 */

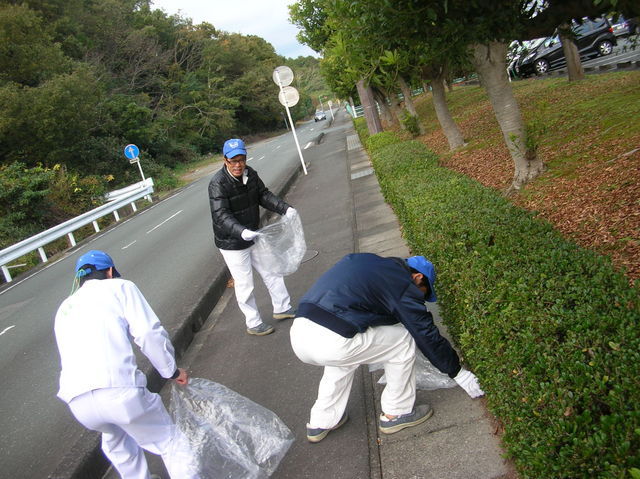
xmin=168 ymin=378 xmax=294 ymax=479
xmin=253 ymin=213 xmax=306 ymax=276
xmin=369 ymin=353 xmax=457 ymax=391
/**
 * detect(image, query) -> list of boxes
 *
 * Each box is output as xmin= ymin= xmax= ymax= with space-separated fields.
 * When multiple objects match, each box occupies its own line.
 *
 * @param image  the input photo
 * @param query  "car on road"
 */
xmin=516 ymin=17 xmax=617 ymax=77
xmin=314 ymin=110 xmax=326 ymax=122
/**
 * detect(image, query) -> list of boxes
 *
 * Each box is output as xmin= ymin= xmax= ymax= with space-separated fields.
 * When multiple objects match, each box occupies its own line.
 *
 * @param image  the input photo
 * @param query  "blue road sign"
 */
xmin=124 ymin=144 xmax=140 ymax=160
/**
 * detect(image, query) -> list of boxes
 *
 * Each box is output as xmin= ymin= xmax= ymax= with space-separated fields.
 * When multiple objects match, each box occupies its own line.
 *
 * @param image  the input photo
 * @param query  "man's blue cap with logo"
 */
xmin=406 ymin=256 xmax=437 ymax=302
xmin=75 ymin=250 xmax=121 ymax=278
xmin=223 ymin=139 xmax=247 ymax=159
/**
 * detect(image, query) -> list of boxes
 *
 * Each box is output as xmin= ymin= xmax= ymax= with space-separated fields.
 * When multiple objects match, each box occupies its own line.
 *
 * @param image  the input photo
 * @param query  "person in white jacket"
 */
xmin=54 ymin=250 xmax=191 ymax=479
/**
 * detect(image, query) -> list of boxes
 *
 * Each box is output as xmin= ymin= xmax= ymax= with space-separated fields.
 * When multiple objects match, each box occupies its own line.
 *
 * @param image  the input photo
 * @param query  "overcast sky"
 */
xmin=150 ymin=0 xmax=320 ymax=59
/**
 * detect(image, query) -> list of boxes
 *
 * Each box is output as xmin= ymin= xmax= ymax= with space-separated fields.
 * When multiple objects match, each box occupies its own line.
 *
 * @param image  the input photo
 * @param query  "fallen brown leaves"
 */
xmin=414 ymin=74 xmax=640 ymax=284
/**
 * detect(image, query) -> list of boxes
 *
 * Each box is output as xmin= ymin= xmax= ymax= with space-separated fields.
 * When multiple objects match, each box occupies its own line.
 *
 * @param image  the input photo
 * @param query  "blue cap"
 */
xmin=75 ymin=250 xmax=120 ymax=278
xmin=406 ymin=256 xmax=437 ymax=302
xmin=223 ymin=138 xmax=247 ymax=158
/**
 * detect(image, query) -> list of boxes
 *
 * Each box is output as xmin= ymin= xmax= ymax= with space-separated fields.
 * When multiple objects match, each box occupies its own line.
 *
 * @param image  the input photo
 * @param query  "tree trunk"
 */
xmin=397 ymin=76 xmax=425 ymax=134
xmin=471 ymin=42 xmax=544 ymax=190
xmin=397 ymin=76 xmax=417 ymax=115
xmin=559 ymin=26 xmax=585 ymax=81
xmin=430 ymin=74 xmax=465 ymax=150
xmin=372 ymin=88 xmax=394 ymax=126
xmin=356 ymin=78 xmax=383 ymax=135
xmin=382 ymin=87 xmax=403 ymax=126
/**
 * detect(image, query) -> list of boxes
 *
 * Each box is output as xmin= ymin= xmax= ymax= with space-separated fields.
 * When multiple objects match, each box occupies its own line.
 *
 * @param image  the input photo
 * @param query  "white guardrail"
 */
xmin=0 ymin=178 xmax=154 ymax=283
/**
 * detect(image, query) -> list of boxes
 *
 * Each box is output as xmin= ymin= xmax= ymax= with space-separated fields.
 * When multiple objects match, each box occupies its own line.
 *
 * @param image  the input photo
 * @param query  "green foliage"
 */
xmin=0 ymin=162 xmax=54 ymax=247
xmin=365 ymin=131 xmax=402 ymax=152
xmin=0 ymin=4 xmax=70 ymax=86
xmin=363 ymin=137 xmax=640 ymax=479
xmin=0 ymin=0 xmax=327 ymax=249
xmin=401 ymin=112 xmax=421 ymax=137
xmin=352 ymin=117 xmax=369 ymax=144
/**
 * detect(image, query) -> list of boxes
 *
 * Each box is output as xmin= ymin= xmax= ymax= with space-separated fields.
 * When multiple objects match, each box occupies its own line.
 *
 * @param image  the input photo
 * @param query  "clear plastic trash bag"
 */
xmin=369 ymin=353 xmax=457 ymax=391
xmin=253 ymin=213 xmax=306 ymax=276
xmin=167 ymin=378 xmax=294 ymax=479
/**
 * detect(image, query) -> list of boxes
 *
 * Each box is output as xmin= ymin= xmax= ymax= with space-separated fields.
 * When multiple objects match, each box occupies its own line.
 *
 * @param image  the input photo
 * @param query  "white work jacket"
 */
xmin=54 ymin=278 xmax=177 ymax=403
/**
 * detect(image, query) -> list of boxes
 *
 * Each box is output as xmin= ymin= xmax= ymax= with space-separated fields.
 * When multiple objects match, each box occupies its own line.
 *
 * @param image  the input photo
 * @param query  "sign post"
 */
xmin=272 ymin=66 xmax=307 ymax=175
xmin=123 ymin=144 xmax=146 ymax=182
xmin=123 ymin=144 xmax=151 ymax=202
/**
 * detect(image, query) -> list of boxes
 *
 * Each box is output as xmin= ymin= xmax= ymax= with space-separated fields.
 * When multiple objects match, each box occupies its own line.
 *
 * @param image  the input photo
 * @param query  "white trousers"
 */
xmin=220 ymin=245 xmax=291 ymax=328
xmin=290 ymin=318 xmax=417 ymax=429
xmin=68 ymin=387 xmax=197 ymax=479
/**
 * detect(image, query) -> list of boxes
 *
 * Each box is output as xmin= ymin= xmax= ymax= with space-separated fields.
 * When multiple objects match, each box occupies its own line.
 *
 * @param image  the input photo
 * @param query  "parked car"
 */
xmin=507 ymin=38 xmax=546 ymax=79
xmin=314 ymin=110 xmax=326 ymax=122
xmin=516 ymin=17 xmax=617 ymax=77
xmin=611 ymin=15 xmax=630 ymax=36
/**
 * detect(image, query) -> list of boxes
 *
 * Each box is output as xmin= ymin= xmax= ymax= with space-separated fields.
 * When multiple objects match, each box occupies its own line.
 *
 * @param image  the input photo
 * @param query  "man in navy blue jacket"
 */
xmin=290 ymin=253 xmax=484 ymax=442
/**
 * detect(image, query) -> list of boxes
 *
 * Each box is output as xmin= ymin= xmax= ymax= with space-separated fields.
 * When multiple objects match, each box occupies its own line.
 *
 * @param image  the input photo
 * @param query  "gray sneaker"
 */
xmin=306 ymin=412 xmax=349 ymax=443
xmin=379 ymin=404 xmax=433 ymax=434
xmin=273 ymin=307 xmax=296 ymax=320
xmin=246 ymin=322 xmax=274 ymax=336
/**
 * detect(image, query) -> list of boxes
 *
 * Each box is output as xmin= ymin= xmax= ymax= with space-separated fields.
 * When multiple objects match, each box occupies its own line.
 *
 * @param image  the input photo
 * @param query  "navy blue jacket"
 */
xmin=297 ymin=253 xmax=461 ymax=377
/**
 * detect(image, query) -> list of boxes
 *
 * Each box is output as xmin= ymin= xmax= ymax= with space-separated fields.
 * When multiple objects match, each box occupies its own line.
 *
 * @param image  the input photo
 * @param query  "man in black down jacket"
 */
xmin=289 ymin=253 xmax=484 ymax=443
xmin=208 ymin=138 xmax=297 ymax=336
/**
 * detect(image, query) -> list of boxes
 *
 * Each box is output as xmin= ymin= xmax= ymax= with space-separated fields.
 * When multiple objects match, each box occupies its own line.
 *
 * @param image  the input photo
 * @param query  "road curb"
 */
xmin=49 ymin=155 xmax=306 ymax=479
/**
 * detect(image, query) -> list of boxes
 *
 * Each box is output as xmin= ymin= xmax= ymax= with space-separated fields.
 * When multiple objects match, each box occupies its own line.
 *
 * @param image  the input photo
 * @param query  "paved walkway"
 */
xmin=105 ymin=110 xmax=515 ymax=479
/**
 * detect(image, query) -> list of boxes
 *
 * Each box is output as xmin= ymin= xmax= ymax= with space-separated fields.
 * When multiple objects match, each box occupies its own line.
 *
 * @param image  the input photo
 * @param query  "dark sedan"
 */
xmin=516 ymin=18 xmax=616 ymax=77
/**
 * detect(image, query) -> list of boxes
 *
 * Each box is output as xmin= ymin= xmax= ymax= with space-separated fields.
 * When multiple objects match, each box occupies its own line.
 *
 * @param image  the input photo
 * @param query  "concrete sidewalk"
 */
xmin=106 ymin=109 xmax=515 ymax=478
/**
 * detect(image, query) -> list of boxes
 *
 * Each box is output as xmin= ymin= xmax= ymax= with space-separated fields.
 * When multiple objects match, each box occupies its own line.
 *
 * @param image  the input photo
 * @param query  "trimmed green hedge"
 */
xmin=363 ymin=133 xmax=640 ymax=478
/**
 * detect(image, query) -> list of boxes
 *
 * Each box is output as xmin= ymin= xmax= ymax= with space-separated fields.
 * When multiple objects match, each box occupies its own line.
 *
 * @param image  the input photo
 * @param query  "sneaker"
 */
xmin=379 ymin=404 xmax=433 ymax=435
xmin=272 ymin=307 xmax=296 ymax=320
xmin=306 ymin=412 xmax=349 ymax=443
xmin=246 ymin=322 xmax=274 ymax=336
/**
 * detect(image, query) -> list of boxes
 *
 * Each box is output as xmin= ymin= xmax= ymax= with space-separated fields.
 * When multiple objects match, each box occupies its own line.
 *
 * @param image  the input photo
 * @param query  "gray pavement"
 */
xmin=105 ymin=110 xmax=516 ymax=478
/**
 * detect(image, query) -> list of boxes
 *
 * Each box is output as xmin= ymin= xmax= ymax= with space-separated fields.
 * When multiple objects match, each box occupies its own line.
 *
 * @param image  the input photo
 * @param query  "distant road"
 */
xmin=0 ymin=118 xmax=329 ymax=479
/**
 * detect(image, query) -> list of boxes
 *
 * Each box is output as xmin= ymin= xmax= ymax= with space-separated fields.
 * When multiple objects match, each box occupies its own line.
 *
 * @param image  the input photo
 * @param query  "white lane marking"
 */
xmin=122 ymin=240 xmax=137 ymax=250
xmin=258 ymin=156 xmax=265 ymax=161
xmin=275 ymin=145 xmax=281 ymax=150
xmin=304 ymin=142 xmax=313 ymax=150
xmin=0 ymin=325 xmax=16 ymax=336
xmin=146 ymin=210 xmax=183 ymax=234
xmin=247 ymin=157 xmax=254 ymax=162
xmin=0 ymin=191 xmax=191 ymax=295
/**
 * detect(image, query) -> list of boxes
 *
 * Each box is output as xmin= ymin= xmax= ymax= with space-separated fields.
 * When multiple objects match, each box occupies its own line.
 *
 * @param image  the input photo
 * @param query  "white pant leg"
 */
xmin=69 ymin=387 xmax=174 ymax=479
xmin=251 ymin=247 xmax=291 ymax=314
xmin=290 ymin=318 xmax=417 ymax=428
xmin=220 ymin=247 xmax=262 ymax=328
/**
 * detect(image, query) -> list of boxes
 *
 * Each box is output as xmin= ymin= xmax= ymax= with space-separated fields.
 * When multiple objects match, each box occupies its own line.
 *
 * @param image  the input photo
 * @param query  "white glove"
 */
xmin=285 ymin=207 xmax=298 ymax=220
xmin=241 ymin=229 xmax=260 ymax=241
xmin=454 ymin=368 xmax=485 ymax=398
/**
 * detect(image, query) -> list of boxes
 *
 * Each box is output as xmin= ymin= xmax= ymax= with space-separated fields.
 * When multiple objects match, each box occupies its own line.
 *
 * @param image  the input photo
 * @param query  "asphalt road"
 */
xmin=0 ymin=119 xmax=327 ymax=479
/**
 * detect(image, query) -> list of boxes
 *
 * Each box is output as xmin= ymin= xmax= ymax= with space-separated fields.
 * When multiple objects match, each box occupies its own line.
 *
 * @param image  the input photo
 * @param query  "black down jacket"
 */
xmin=208 ymin=165 xmax=290 ymax=250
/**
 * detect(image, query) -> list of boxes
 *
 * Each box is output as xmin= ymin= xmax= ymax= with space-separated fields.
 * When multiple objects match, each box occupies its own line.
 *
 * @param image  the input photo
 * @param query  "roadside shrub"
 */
xmin=353 ymin=117 xmax=369 ymax=144
xmin=365 ymin=131 xmax=402 ymax=152
xmin=366 ymin=138 xmax=640 ymax=479
xmin=400 ymin=112 xmax=421 ymax=137
xmin=0 ymin=161 xmax=54 ymax=248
